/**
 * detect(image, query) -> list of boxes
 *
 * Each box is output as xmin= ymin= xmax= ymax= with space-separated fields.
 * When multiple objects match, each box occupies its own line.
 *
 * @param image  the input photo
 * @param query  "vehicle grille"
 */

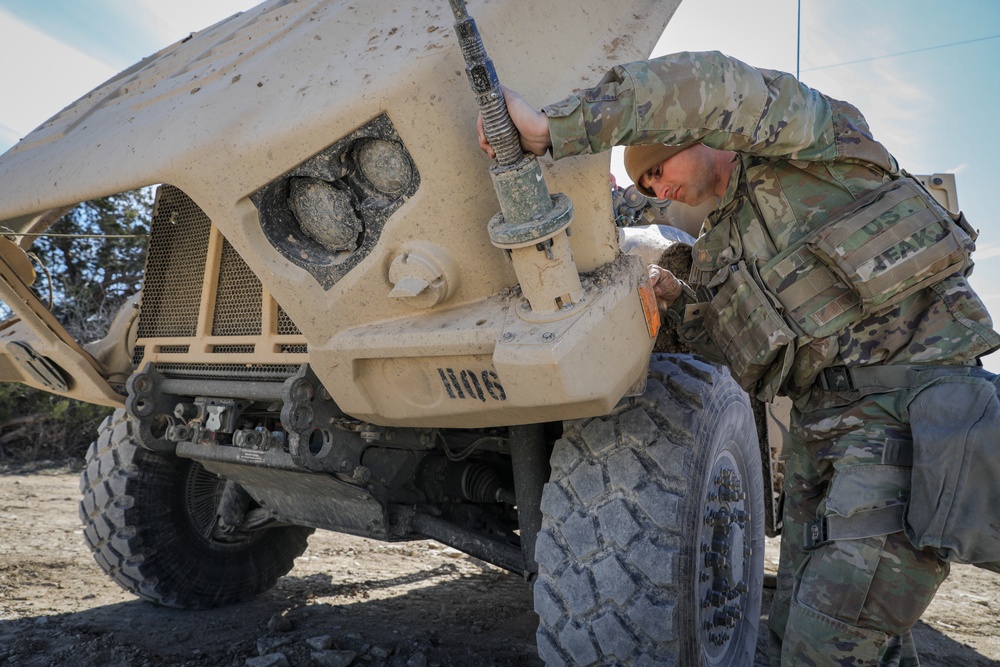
xmin=212 ymin=238 xmax=263 ymax=336
xmin=136 ymin=186 xmax=211 ymax=338
xmin=132 ymin=185 xmax=305 ymax=374
xmin=155 ymin=363 xmax=301 ymax=381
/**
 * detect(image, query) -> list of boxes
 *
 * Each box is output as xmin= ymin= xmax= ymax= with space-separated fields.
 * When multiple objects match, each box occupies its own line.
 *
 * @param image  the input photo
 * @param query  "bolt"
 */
xmin=705 ymin=552 xmax=728 ymax=569
xmin=542 ymin=332 xmax=554 ymax=341
xmin=714 ymin=611 xmax=735 ymax=628
xmin=711 ymin=508 xmax=734 ymax=527
xmin=502 ymin=332 xmax=516 ymax=341
xmin=721 ymin=485 xmax=746 ymax=502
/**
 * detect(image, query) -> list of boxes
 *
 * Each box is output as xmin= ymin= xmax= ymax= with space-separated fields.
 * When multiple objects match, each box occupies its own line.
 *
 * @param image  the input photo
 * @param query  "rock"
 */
xmin=406 ymin=652 xmax=428 ymax=667
xmin=306 ymin=635 xmax=336 ymax=651
xmin=267 ymin=613 xmax=294 ymax=632
xmin=371 ymin=645 xmax=393 ymax=659
xmin=311 ymin=649 xmax=358 ymax=667
xmin=246 ymin=654 xmax=290 ymax=667
xmin=257 ymin=635 xmax=294 ymax=656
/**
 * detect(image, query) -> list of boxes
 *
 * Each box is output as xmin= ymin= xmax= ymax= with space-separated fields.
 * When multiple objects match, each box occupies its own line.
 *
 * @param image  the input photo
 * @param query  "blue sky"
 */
xmin=1 ymin=0 xmax=999 ymax=369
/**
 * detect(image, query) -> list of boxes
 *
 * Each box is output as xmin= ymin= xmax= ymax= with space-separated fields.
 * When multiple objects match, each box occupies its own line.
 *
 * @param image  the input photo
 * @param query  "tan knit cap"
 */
xmin=624 ymin=143 xmax=694 ymax=197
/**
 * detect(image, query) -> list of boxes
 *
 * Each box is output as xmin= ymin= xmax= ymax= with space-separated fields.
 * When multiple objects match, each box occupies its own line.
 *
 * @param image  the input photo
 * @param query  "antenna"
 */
xmin=796 ymin=0 xmax=801 ymax=79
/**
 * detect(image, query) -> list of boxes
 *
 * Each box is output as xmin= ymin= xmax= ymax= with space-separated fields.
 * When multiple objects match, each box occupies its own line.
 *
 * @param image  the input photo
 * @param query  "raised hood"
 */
xmin=0 ymin=0 xmax=680 ymax=415
xmin=0 ymin=0 xmax=678 ymax=233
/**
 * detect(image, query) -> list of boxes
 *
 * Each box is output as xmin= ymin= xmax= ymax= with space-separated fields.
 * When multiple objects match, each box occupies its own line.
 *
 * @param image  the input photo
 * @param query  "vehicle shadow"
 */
xmin=0 ymin=566 xmax=541 ymax=667
xmin=1 ymin=555 xmax=993 ymax=667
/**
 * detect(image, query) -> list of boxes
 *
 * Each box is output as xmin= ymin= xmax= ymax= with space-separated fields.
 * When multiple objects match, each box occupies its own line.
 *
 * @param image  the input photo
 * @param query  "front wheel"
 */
xmin=534 ymin=353 xmax=765 ymax=666
xmin=79 ymin=409 xmax=313 ymax=608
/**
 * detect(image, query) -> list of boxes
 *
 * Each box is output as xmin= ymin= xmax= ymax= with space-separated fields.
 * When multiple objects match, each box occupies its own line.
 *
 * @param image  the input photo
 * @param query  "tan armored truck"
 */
xmin=0 ymin=1 xmax=964 ymax=664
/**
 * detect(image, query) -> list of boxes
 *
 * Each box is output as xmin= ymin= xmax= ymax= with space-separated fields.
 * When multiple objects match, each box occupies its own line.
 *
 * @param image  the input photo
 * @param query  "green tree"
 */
xmin=0 ymin=189 xmax=153 ymax=465
xmin=26 ymin=188 xmax=153 ymax=341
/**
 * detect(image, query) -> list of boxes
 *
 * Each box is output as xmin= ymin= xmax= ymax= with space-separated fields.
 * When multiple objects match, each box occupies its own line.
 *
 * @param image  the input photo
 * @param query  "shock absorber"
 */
xmin=448 ymin=0 xmax=583 ymax=317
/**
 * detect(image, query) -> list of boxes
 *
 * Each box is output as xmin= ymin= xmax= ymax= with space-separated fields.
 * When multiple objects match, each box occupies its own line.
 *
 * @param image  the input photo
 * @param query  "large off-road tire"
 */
xmin=534 ymin=353 xmax=765 ymax=666
xmin=79 ymin=408 xmax=313 ymax=608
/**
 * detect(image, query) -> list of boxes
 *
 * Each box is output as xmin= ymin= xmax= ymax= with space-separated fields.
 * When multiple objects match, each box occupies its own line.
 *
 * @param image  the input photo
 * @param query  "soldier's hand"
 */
xmin=648 ymin=264 xmax=683 ymax=311
xmin=477 ymin=86 xmax=552 ymax=158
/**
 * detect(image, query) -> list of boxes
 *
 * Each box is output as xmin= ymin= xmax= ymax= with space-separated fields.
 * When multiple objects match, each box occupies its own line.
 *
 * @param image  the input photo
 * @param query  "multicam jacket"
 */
xmin=543 ymin=51 xmax=1000 ymax=405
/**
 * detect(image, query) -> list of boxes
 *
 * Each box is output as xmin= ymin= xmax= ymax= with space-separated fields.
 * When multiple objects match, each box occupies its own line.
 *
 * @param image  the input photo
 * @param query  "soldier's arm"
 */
xmin=544 ymin=50 xmax=840 ymax=162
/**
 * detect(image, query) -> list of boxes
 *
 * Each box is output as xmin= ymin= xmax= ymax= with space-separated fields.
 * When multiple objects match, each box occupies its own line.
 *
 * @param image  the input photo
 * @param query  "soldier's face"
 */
xmin=640 ymin=145 xmax=717 ymax=206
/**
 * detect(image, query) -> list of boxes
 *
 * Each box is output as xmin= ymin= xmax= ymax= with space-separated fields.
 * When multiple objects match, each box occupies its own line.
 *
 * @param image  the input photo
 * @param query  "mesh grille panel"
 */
xmin=156 ymin=363 xmax=300 ymax=381
xmin=136 ymin=186 xmax=212 ymax=337
xmin=212 ymin=345 xmax=256 ymax=354
xmin=212 ymin=239 xmax=263 ymax=336
xmin=277 ymin=307 xmax=302 ymax=335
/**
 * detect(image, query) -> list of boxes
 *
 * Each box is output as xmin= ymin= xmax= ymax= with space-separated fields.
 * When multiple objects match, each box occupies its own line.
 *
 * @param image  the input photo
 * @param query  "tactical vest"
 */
xmin=688 ymin=156 xmax=977 ymax=401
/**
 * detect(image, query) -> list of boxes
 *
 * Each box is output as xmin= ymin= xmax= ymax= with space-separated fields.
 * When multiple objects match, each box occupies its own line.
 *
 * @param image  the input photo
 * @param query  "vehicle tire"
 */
xmin=79 ymin=408 xmax=313 ymax=608
xmin=534 ymin=353 xmax=765 ymax=666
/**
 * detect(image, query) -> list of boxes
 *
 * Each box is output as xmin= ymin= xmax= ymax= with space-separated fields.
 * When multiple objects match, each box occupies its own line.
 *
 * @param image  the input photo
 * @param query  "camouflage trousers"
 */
xmin=767 ymin=388 xmax=949 ymax=667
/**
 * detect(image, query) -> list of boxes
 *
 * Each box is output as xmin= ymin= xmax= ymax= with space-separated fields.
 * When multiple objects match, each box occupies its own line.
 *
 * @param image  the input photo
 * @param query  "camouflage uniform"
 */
xmin=541 ymin=51 xmax=1000 ymax=666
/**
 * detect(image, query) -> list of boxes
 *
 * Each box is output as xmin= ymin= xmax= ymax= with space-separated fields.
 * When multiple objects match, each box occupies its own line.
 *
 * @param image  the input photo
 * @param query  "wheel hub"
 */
xmin=698 ymin=448 xmax=752 ymax=662
xmin=181 ymin=462 xmax=258 ymax=548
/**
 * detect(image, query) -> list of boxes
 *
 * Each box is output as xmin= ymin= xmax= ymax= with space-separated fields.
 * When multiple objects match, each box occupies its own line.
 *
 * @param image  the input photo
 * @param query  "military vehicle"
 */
xmin=0 ymin=0 xmax=963 ymax=664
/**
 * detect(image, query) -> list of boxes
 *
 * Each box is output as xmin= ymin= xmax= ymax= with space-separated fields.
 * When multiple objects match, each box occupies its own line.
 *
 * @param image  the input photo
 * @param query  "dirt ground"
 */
xmin=1 ymin=464 xmax=997 ymax=667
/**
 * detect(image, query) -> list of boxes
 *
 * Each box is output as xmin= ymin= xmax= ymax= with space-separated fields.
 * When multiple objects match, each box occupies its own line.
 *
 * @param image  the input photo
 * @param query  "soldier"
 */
xmin=478 ymin=51 xmax=1000 ymax=666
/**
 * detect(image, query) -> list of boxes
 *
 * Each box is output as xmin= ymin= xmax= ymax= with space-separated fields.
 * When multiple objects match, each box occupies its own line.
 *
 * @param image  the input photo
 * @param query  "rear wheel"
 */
xmin=79 ymin=408 xmax=313 ymax=608
xmin=534 ymin=353 xmax=764 ymax=666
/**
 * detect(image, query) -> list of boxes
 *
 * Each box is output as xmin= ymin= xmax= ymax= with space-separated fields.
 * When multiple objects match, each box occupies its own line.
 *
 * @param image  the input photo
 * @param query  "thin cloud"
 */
xmin=972 ymin=244 xmax=1000 ymax=261
xmin=136 ymin=0 xmax=258 ymax=46
xmin=0 ymin=9 xmax=116 ymax=141
xmin=0 ymin=121 xmax=21 ymax=153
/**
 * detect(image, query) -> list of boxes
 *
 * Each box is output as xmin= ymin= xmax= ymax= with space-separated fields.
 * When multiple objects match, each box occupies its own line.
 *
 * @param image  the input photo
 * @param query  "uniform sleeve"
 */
xmin=544 ymin=50 xmax=840 ymax=163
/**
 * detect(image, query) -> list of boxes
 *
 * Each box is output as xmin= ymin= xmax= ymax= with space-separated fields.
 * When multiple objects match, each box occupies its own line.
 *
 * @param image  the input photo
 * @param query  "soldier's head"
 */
xmin=625 ymin=142 xmax=733 ymax=207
